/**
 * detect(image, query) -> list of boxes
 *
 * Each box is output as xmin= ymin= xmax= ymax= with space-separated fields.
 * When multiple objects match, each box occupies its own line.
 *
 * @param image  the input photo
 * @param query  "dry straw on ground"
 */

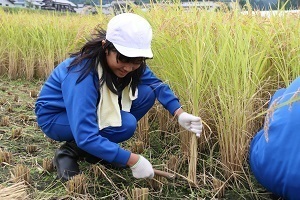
xmin=90 ymin=164 xmax=106 ymax=179
xmin=0 ymin=181 xmax=28 ymax=200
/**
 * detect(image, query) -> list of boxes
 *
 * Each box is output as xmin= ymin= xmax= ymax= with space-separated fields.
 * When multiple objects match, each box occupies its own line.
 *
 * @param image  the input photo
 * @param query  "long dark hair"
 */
xmin=69 ymin=26 xmax=147 ymax=96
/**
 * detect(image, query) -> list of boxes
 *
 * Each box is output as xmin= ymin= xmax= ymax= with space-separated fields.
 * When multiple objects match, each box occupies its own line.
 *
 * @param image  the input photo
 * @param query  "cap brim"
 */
xmin=114 ymin=43 xmax=153 ymax=58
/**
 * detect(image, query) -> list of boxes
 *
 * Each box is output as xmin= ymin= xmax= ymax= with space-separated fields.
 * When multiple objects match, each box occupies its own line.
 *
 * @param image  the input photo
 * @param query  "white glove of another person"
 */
xmin=178 ymin=112 xmax=203 ymax=137
xmin=130 ymin=155 xmax=154 ymax=179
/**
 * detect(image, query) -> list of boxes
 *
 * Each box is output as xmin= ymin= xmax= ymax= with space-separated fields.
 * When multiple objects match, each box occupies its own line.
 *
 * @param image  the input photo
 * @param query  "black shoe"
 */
xmin=82 ymin=149 xmax=127 ymax=169
xmin=53 ymin=142 xmax=81 ymax=182
xmin=53 ymin=141 xmax=127 ymax=181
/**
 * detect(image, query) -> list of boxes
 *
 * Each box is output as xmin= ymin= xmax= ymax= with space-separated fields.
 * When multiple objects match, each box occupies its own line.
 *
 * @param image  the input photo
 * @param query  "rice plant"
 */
xmin=0 ymin=3 xmax=300 ymax=199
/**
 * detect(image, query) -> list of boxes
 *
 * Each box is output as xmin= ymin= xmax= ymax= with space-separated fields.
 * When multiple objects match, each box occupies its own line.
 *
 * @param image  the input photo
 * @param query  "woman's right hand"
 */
xmin=128 ymin=153 xmax=154 ymax=179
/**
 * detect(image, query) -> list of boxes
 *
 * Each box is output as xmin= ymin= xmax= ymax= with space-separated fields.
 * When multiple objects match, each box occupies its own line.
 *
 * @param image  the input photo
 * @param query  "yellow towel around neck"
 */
xmin=97 ymin=64 xmax=138 ymax=130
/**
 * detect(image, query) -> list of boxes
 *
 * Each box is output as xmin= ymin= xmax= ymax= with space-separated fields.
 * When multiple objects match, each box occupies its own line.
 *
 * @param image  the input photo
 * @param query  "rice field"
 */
xmin=0 ymin=3 xmax=300 ymax=199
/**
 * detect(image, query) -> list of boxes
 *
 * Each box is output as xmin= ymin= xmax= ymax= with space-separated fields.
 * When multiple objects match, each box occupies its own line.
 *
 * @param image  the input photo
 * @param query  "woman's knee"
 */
xmin=131 ymin=85 xmax=156 ymax=120
xmin=40 ymin=124 xmax=61 ymax=141
xmin=100 ymin=112 xmax=137 ymax=143
xmin=40 ymin=123 xmax=73 ymax=142
xmin=118 ymin=112 xmax=137 ymax=141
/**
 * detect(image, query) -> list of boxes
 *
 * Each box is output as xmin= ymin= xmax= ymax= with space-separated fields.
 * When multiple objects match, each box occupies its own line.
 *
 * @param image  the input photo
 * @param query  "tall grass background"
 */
xmin=1 ymin=3 xmax=300 ymax=198
xmin=0 ymin=9 xmax=106 ymax=79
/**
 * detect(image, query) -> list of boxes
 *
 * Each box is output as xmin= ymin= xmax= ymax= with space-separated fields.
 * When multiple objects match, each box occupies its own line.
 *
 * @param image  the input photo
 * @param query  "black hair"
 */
xmin=68 ymin=26 xmax=147 ymax=96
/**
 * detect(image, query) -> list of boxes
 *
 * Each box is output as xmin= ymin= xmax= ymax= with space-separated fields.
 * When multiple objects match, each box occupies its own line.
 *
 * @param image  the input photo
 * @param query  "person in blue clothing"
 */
xmin=35 ymin=13 xmax=203 ymax=181
xmin=249 ymin=77 xmax=300 ymax=200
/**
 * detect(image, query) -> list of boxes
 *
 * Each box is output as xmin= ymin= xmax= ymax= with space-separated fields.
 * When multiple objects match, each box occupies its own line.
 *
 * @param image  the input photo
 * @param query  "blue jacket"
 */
xmin=35 ymin=57 xmax=181 ymax=166
xmin=250 ymin=77 xmax=300 ymax=199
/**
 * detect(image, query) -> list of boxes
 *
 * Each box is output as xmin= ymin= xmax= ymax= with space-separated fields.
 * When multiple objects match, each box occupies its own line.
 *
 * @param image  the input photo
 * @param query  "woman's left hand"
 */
xmin=178 ymin=112 xmax=203 ymax=137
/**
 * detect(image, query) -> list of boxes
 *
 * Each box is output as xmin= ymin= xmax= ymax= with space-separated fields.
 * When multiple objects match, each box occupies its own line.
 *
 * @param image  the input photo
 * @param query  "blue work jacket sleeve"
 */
xmin=141 ymin=66 xmax=182 ymax=115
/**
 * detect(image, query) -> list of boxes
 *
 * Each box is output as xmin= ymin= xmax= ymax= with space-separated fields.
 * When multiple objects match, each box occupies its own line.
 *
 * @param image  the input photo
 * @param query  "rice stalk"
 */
xmin=131 ymin=141 xmax=144 ymax=154
xmin=131 ymin=187 xmax=149 ymax=200
xmin=11 ymin=164 xmax=31 ymax=183
xmin=0 ymin=181 xmax=28 ymax=200
xmin=42 ymin=158 xmax=54 ymax=172
xmin=136 ymin=113 xmax=149 ymax=145
xmin=0 ymin=10 xmax=99 ymax=79
xmin=66 ymin=174 xmax=87 ymax=195
xmin=26 ymin=145 xmax=38 ymax=153
xmin=0 ymin=149 xmax=12 ymax=164
xmin=148 ymin=5 xmax=221 ymax=185
xmin=167 ymin=155 xmax=179 ymax=173
xmin=0 ymin=116 xmax=10 ymax=126
xmin=11 ymin=127 xmax=22 ymax=139
xmin=206 ymin=12 xmax=274 ymax=182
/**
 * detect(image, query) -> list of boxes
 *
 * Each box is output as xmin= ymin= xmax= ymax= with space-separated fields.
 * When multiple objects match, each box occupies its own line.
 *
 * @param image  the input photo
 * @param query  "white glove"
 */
xmin=178 ymin=112 xmax=203 ymax=137
xmin=130 ymin=155 xmax=154 ymax=179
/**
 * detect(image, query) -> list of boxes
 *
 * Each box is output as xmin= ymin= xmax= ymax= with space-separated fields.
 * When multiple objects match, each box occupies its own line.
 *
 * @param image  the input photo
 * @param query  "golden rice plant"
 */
xmin=266 ymin=12 xmax=300 ymax=84
xmin=145 ymin=4 xmax=222 ymax=185
xmin=0 ymin=10 xmax=105 ymax=79
xmin=136 ymin=113 xmax=150 ymax=145
xmin=1 ymin=4 xmax=300 ymax=199
xmin=141 ymin=3 xmax=300 ymax=193
xmin=206 ymin=12 xmax=276 ymax=182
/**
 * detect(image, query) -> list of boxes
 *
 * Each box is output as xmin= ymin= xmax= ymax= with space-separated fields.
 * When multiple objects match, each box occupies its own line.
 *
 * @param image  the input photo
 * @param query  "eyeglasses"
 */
xmin=113 ymin=49 xmax=145 ymax=65
xmin=118 ymin=54 xmax=145 ymax=65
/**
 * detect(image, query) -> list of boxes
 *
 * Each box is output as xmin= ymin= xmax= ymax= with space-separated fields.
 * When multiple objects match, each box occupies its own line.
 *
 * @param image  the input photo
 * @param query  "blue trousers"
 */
xmin=42 ymin=85 xmax=155 ymax=143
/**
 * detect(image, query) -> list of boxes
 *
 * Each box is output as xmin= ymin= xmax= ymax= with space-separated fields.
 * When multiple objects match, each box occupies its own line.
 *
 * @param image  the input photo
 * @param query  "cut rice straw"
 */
xmin=0 ymin=181 xmax=28 ymax=200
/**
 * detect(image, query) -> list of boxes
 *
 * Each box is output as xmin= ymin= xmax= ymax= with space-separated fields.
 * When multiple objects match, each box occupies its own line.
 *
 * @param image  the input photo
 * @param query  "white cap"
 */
xmin=106 ymin=13 xmax=153 ymax=58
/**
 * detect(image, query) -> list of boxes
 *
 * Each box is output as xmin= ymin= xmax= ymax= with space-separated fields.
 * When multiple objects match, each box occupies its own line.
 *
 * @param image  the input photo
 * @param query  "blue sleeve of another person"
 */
xmin=249 ymin=77 xmax=300 ymax=199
